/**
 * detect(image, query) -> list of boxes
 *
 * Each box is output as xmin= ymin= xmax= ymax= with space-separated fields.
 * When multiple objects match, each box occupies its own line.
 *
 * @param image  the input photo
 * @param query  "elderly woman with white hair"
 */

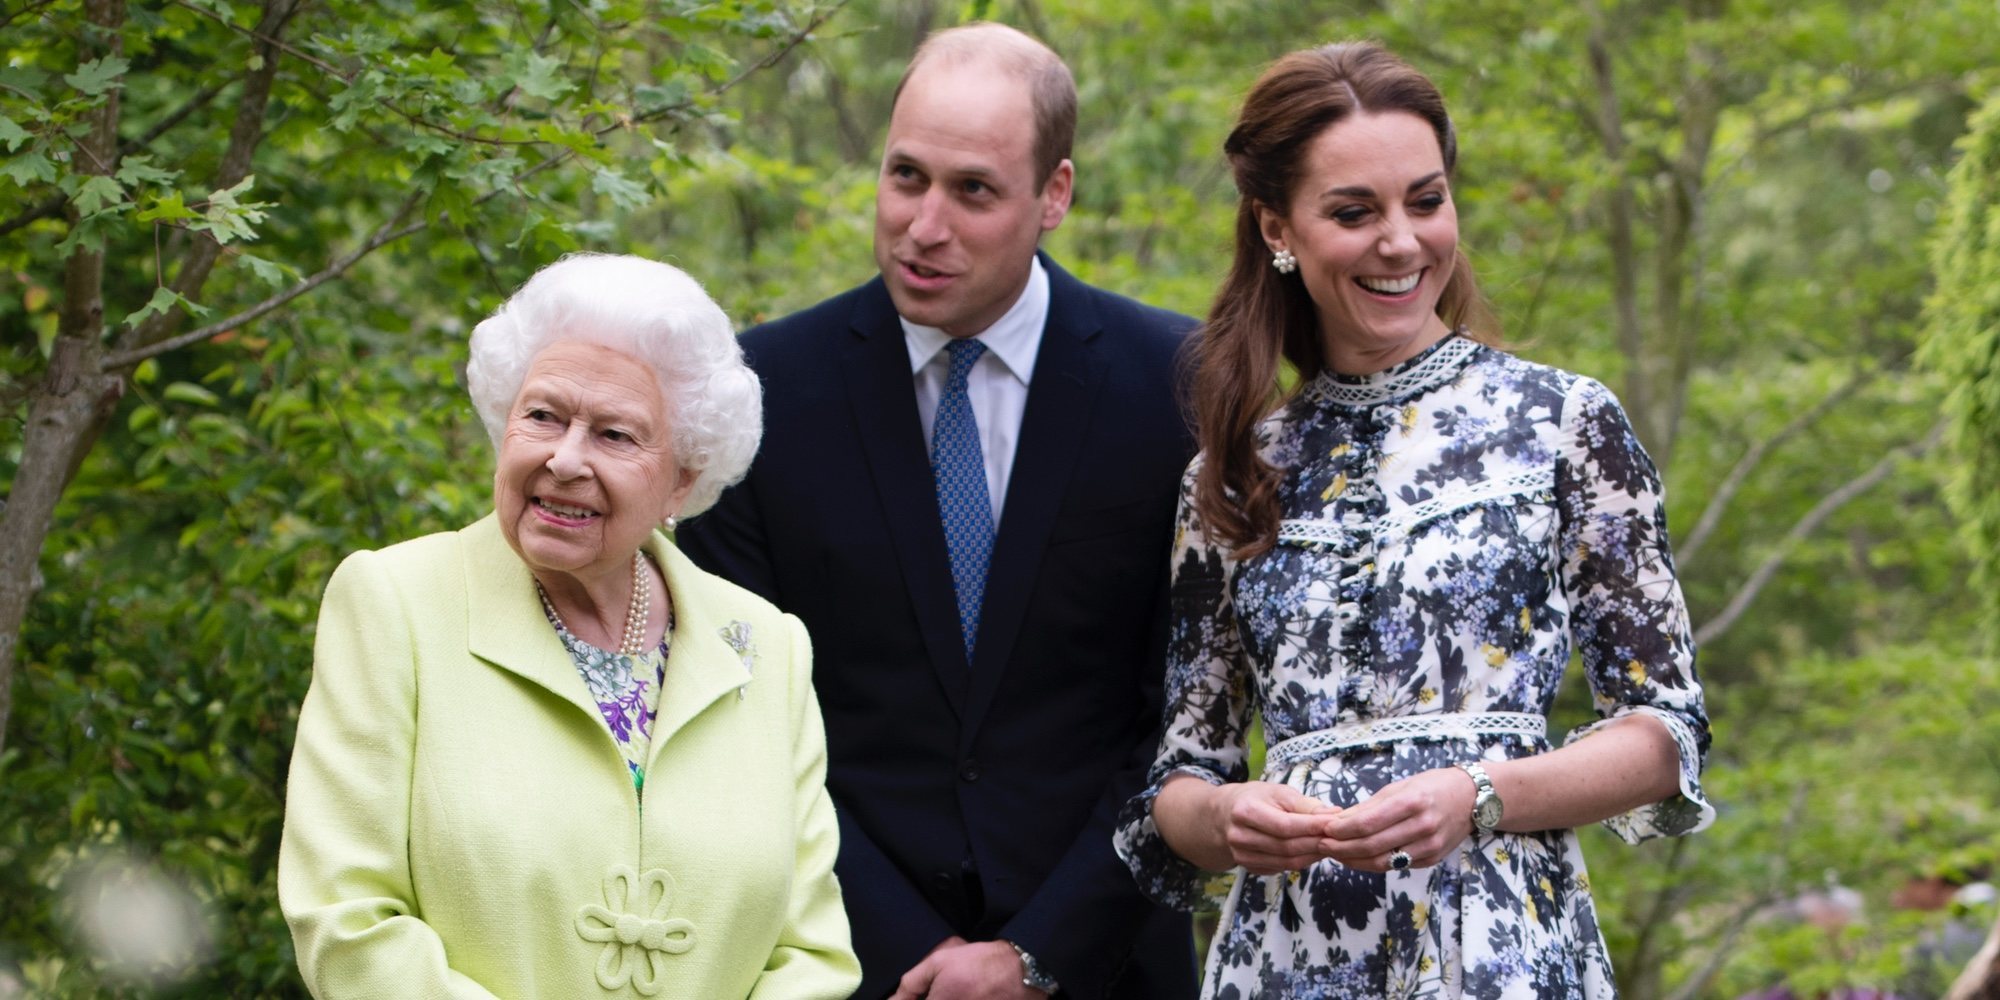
xmin=279 ymin=254 xmax=859 ymax=999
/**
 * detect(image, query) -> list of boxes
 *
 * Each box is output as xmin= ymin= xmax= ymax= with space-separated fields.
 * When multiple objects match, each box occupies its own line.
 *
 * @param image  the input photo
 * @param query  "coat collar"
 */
xmin=459 ymin=515 xmax=753 ymax=753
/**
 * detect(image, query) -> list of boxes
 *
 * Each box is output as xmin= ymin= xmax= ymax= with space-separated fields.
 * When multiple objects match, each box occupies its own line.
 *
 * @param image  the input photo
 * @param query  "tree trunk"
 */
xmin=0 ymin=348 xmax=124 ymax=757
xmin=0 ymin=0 xmax=127 ymax=757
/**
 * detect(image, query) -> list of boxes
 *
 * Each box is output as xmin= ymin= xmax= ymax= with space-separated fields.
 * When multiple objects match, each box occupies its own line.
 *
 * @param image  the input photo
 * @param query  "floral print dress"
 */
xmin=547 ymin=611 xmax=670 ymax=794
xmin=1113 ymin=335 xmax=1713 ymax=999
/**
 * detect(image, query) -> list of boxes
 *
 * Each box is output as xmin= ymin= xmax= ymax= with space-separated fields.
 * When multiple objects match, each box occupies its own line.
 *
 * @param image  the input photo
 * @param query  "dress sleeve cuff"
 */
xmin=1113 ymin=765 xmax=1239 ymax=912
xmin=1564 ymin=705 xmax=1715 ymax=843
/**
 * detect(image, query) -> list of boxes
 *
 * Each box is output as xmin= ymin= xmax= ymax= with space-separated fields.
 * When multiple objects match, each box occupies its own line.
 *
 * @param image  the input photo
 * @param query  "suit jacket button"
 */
xmin=959 ymin=760 xmax=980 ymax=782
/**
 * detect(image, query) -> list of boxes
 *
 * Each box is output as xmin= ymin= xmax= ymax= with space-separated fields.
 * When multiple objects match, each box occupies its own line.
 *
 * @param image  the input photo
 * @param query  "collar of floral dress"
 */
xmin=1302 ymin=331 xmax=1482 ymax=409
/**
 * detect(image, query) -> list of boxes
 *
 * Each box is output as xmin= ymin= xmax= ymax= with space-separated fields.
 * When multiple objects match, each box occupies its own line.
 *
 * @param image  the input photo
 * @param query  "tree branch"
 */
xmin=501 ymin=0 xmax=848 ymax=191
xmin=98 ymin=0 xmax=842 ymax=369
xmin=1512 ymin=208 xmax=1576 ymax=345
xmin=1678 ymin=366 xmax=1877 ymax=567
xmin=1624 ymin=835 xmax=1692 ymax=986
xmin=167 ymin=0 xmax=343 ymax=78
xmin=630 ymin=0 xmax=848 ymax=127
xmin=0 ymin=0 xmax=61 ymax=32
xmin=121 ymin=0 xmax=301 ymax=354
xmin=0 ymin=76 xmax=235 ymax=239
xmin=1583 ymin=4 xmax=1650 ymax=449
xmin=1694 ymin=419 xmax=1947 ymax=645
xmin=99 ymin=190 xmax=427 ymax=370
xmin=1752 ymin=76 xmax=1963 ymax=147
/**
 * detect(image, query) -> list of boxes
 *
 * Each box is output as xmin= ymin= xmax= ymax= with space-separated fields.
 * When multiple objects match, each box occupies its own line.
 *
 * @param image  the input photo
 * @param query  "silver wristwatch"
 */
xmin=1007 ymin=940 xmax=1060 ymax=995
xmin=1456 ymin=761 xmax=1503 ymax=833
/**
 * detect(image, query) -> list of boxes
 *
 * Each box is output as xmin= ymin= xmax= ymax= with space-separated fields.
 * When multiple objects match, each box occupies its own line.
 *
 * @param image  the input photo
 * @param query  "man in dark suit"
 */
xmin=677 ymin=23 xmax=1196 ymax=1000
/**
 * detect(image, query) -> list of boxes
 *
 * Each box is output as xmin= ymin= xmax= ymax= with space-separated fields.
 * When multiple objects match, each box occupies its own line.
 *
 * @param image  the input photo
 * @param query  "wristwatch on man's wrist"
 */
xmin=1007 ymin=940 xmax=1060 ymax=995
xmin=1456 ymin=760 xmax=1504 ymax=833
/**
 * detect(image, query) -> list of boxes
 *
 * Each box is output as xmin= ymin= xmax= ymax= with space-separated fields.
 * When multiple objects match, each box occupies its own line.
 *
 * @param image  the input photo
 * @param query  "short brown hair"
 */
xmin=889 ymin=22 xmax=1076 ymax=190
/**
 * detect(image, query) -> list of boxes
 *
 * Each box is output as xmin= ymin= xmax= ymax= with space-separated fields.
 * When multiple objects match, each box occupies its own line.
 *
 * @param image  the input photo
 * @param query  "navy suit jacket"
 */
xmin=678 ymin=255 xmax=1197 ymax=999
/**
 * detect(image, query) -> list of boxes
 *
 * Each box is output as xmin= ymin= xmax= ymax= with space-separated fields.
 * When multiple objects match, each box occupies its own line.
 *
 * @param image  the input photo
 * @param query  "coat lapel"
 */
xmin=960 ymin=258 xmax=1105 ymax=738
xmin=459 ymin=516 xmax=752 ymax=755
xmin=460 ymin=516 xmax=603 ymax=722
xmin=645 ymin=534 xmax=757 ymax=763
xmin=839 ymin=281 xmax=971 ymax=715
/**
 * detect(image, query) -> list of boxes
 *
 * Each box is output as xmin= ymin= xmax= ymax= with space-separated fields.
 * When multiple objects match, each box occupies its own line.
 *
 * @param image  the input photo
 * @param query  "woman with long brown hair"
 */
xmin=1114 ymin=43 xmax=1713 ymax=996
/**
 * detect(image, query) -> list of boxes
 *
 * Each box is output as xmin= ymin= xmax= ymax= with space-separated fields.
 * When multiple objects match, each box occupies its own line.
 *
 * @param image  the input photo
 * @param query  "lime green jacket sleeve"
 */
xmin=279 ymin=548 xmax=503 ymax=999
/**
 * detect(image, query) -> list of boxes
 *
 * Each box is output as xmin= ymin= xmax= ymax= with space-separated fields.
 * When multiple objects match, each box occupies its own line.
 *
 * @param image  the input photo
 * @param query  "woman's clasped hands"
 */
xmin=1172 ymin=767 xmax=1479 ymax=876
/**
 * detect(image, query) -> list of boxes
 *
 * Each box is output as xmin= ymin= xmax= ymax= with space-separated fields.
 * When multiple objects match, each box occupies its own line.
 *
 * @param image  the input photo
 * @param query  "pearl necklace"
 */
xmin=535 ymin=552 xmax=652 ymax=656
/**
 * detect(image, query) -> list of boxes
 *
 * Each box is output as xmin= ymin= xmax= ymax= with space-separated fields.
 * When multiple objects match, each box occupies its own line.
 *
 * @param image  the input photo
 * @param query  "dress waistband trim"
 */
xmin=1263 ymin=711 xmax=1546 ymax=771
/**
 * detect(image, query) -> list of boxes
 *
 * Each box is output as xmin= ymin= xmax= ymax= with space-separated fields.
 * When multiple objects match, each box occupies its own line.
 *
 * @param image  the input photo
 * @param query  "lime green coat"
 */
xmin=279 ymin=516 xmax=859 ymax=999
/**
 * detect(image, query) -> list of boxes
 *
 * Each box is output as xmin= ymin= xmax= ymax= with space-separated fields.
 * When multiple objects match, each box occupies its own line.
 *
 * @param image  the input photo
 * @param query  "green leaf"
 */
xmin=53 ymin=212 xmax=114 ymax=258
xmin=237 ymin=253 xmax=296 ymax=288
xmin=199 ymin=174 xmax=269 ymax=244
xmin=407 ymin=47 xmax=461 ymax=80
xmin=124 ymin=287 xmax=182 ymax=329
xmin=0 ymin=151 xmax=56 ymax=187
xmin=71 ymin=174 xmax=126 ymax=215
xmin=209 ymin=174 xmax=258 ymax=205
xmin=115 ymin=155 xmax=180 ymax=187
xmin=119 ymin=287 xmax=210 ymax=328
xmin=0 ymin=65 xmax=48 ymax=95
xmin=63 ymin=56 xmax=130 ymax=97
xmin=511 ymin=52 xmax=575 ymax=102
xmin=163 ymin=382 xmax=221 ymax=407
xmin=591 ymin=168 xmax=650 ymax=211
xmin=178 ymin=0 xmax=239 ymax=19
xmin=635 ymin=81 xmax=693 ymax=114
xmin=534 ymin=122 xmax=599 ymax=156
xmin=137 ymin=190 xmax=198 ymax=223
xmin=0 ymin=115 xmax=30 ymax=152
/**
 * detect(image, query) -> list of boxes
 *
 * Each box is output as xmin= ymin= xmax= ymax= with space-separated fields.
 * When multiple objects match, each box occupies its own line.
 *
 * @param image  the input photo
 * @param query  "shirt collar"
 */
xmin=902 ymin=256 xmax=1048 ymax=384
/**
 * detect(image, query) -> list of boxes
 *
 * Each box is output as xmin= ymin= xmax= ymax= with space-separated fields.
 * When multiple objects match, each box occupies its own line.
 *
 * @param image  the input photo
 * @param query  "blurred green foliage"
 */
xmin=3 ymin=0 xmax=1999 ymax=995
xmin=1921 ymin=87 xmax=2000 ymax=630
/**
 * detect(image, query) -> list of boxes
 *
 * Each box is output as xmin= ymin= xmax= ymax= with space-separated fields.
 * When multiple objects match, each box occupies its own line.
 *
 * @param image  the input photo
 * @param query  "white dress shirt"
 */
xmin=904 ymin=257 xmax=1049 ymax=524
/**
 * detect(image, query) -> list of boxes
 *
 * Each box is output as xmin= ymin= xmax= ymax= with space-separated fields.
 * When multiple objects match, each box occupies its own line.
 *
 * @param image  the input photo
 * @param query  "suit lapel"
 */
xmin=839 ymin=281 xmax=971 ymax=715
xmin=960 ymin=259 xmax=1105 ymax=738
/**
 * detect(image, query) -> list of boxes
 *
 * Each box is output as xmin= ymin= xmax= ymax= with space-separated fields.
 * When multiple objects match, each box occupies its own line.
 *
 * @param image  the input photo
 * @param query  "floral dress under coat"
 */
xmin=1113 ymin=335 xmax=1714 ymax=999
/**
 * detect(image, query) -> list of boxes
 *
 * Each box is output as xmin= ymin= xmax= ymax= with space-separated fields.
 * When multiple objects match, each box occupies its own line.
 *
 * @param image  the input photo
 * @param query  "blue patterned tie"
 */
xmin=931 ymin=339 xmax=994 ymax=661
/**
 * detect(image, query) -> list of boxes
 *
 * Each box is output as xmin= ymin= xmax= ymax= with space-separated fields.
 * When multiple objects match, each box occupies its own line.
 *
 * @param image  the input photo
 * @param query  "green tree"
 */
xmin=1920 ymin=84 xmax=2000 ymax=999
xmin=1921 ymin=87 xmax=2000 ymax=632
xmin=0 ymin=0 xmax=840 ymax=756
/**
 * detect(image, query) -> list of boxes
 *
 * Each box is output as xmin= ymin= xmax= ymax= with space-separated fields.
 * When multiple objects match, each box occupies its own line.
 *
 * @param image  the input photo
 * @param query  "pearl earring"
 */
xmin=663 ymin=514 xmax=678 ymax=533
xmin=1271 ymin=248 xmax=1298 ymax=275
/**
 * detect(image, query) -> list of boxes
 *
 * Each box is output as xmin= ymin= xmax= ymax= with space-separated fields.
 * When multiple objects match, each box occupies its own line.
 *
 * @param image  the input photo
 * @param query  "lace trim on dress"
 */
xmin=1276 ymin=467 xmax=1555 ymax=549
xmin=1300 ymin=333 xmax=1482 ymax=408
xmin=1263 ymin=711 xmax=1548 ymax=779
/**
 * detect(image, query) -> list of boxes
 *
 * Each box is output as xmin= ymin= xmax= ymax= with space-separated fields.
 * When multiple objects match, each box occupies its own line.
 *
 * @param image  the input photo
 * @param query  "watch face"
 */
xmin=1474 ymin=794 xmax=1503 ymax=830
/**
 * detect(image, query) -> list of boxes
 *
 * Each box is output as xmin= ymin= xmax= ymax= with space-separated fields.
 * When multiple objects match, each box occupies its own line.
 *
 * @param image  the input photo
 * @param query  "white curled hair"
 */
xmin=465 ymin=253 xmax=761 ymax=519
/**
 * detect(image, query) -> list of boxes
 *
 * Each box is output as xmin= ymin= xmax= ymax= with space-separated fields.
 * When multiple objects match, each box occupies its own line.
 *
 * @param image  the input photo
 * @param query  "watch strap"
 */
xmin=1007 ymin=940 xmax=1059 ymax=995
xmin=1456 ymin=760 xmax=1500 ymax=831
